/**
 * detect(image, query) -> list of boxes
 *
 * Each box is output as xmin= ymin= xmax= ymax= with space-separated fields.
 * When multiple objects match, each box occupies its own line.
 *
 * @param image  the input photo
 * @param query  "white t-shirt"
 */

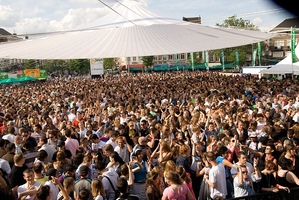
xmin=209 ymin=163 xmax=227 ymax=199
xmin=0 ymin=158 xmax=11 ymax=174
xmin=106 ymin=138 xmax=117 ymax=149
xmin=45 ymin=181 xmax=59 ymax=200
xmin=2 ymin=134 xmax=16 ymax=144
xmin=18 ymin=182 xmax=42 ymax=200
xmin=233 ymin=174 xmax=261 ymax=198
xmin=92 ymin=141 xmax=106 ymax=151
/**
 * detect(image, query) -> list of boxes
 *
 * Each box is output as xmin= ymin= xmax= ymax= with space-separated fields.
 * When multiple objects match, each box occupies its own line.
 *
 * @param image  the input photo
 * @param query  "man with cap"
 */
xmin=74 ymin=165 xmax=92 ymax=200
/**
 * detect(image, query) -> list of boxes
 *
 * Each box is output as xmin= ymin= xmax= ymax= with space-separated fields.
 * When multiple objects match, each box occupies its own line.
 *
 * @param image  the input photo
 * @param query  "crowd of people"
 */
xmin=0 ymin=71 xmax=298 ymax=200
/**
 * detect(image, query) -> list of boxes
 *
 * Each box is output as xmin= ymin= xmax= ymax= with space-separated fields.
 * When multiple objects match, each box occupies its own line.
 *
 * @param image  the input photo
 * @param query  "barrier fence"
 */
xmin=226 ymin=187 xmax=299 ymax=200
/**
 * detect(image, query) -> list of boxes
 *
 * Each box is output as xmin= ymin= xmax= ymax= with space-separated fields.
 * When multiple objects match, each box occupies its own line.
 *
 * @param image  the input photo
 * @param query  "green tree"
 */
xmin=103 ymin=58 xmax=116 ymax=69
xmin=24 ymin=59 xmax=36 ymax=69
xmin=215 ymin=15 xmax=259 ymax=67
xmin=141 ymin=56 xmax=154 ymax=67
xmin=216 ymin=15 xmax=259 ymax=30
xmin=68 ymin=59 xmax=90 ymax=73
xmin=41 ymin=60 xmax=55 ymax=72
xmin=189 ymin=52 xmax=203 ymax=65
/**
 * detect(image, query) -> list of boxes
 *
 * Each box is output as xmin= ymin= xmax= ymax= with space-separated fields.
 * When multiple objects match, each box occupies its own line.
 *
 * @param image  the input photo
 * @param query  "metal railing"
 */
xmin=226 ymin=187 xmax=299 ymax=200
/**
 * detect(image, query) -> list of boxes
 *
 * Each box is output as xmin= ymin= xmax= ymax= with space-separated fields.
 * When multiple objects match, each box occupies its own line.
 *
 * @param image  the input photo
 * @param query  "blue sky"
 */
xmin=0 ymin=0 xmax=294 ymax=34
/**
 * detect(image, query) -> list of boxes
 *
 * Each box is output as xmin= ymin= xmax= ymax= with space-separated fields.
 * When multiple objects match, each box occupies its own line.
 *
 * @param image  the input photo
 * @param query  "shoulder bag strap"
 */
xmin=103 ymin=176 xmax=116 ymax=192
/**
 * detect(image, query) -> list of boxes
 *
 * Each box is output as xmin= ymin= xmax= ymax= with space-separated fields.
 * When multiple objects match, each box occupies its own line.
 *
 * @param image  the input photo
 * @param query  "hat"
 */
xmin=79 ymin=165 xmax=90 ymax=176
xmin=57 ymin=140 xmax=65 ymax=147
xmin=46 ymin=168 xmax=57 ymax=177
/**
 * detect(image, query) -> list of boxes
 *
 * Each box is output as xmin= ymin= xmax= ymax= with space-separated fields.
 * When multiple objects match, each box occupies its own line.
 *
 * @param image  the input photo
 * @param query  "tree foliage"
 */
xmin=103 ymin=58 xmax=117 ymax=69
xmin=216 ymin=15 xmax=259 ymax=31
xmin=68 ymin=59 xmax=90 ymax=72
xmin=24 ymin=59 xmax=36 ymax=69
xmin=215 ymin=15 xmax=259 ymax=67
xmin=141 ymin=56 xmax=154 ymax=67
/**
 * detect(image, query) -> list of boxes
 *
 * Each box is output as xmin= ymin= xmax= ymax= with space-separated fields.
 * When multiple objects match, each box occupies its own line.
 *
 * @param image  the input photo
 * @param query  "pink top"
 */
xmin=185 ymin=175 xmax=196 ymax=199
xmin=227 ymin=144 xmax=240 ymax=162
xmin=162 ymin=183 xmax=191 ymax=200
xmin=65 ymin=138 xmax=79 ymax=158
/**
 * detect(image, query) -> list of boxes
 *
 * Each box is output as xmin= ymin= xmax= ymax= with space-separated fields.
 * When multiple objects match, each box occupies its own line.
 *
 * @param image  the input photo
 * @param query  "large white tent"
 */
xmin=0 ymin=0 xmax=276 ymax=60
xmin=261 ymin=45 xmax=299 ymax=75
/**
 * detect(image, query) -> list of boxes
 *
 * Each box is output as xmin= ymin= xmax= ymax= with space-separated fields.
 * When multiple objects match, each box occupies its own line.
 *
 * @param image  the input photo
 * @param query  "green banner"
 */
xmin=190 ymin=52 xmax=194 ymax=71
xmin=0 ymin=72 xmax=8 ymax=80
xmin=258 ymin=42 xmax=262 ymax=65
xmin=220 ymin=50 xmax=225 ymax=71
xmin=39 ymin=69 xmax=47 ymax=78
xmin=235 ymin=49 xmax=239 ymax=70
xmin=205 ymin=51 xmax=209 ymax=71
xmin=291 ymin=27 xmax=299 ymax=63
xmin=252 ymin=49 xmax=257 ymax=66
xmin=175 ymin=54 xmax=178 ymax=71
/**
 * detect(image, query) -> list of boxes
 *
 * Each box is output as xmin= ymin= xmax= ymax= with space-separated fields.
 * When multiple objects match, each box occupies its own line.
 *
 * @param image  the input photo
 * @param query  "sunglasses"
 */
xmin=242 ymin=171 xmax=248 ymax=174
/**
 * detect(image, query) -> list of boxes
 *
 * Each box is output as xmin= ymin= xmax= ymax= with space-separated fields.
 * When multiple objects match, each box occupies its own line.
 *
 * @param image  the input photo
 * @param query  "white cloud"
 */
xmin=252 ymin=17 xmax=263 ymax=25
xmin=8 ymin=7 xmax=108 ymax=34
xmin=0 ymin=5 xmax=20 ymax=27
xmin=14 ymin=18 xmax=50 ymax=34
xmin=49 ymin=7 xmax=108 ymax=31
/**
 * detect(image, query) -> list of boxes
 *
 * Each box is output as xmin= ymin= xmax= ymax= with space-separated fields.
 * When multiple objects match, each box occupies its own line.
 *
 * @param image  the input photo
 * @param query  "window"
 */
xmin=168 ymin=55 xmax=173 ymax=60
xmin=132 ymin=57 xmax=136 ymax=61
xmin=180 ymin=53 xmax=185 ymax=60
xmin=274 ymin=40 xmax=284 ymax=49
xmin=163 ymin=55 xmax=167 ymax=60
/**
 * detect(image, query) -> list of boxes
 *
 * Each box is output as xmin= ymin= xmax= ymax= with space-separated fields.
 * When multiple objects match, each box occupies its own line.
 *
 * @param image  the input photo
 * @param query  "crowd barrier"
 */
xmin=226 ymin=187 xmax=299 ymax=200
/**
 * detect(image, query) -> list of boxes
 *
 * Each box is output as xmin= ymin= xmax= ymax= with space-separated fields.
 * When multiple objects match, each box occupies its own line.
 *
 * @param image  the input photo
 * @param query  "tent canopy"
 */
xmin=261 ymin=64 xmax=299 ymax=75
xmin=0 ymin=0 xmax=276 ymax=60
xmin=261 ymin=45 xmax=299 ymax=75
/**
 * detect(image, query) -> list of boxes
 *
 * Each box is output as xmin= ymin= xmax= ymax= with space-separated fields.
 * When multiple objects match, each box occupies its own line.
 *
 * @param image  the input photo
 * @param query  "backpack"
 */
xmin=103 ymin=176 xmax=120 ymax=200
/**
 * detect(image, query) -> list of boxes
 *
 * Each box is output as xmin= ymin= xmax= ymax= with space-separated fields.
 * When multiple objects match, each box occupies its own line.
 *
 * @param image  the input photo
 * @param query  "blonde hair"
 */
xmin=55 ymin=151 xmax=66 ymax=168
xmin=164 ymin=160 xmax=176 ymax=174
xmin=165 ymin=171 xmax=183 ymax=185
xmin=92 ymin=179 xmax=105 ymax=198
xmin=179 ymin=144 xmax=190 ymax=155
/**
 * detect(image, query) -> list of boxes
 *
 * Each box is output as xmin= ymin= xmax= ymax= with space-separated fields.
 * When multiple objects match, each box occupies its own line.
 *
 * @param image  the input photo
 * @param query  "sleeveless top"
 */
xmin=277 ymin=171 xmax=297 ymax=188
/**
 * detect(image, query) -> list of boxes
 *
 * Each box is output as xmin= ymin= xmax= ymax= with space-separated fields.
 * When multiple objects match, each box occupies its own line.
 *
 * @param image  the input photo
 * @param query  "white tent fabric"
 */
xmin=261 ymin=64 xmax=299 ymax=75
xmin=0 ymin=0 xmax=276 ymax=60
xmin=276 ymin=45 xmax=299 ymax=65
xmin=261 ymin=45 xmax=299 ymax=75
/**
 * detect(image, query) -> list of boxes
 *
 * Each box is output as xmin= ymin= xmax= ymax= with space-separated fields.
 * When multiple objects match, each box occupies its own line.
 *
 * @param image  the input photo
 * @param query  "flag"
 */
xmin=258 ymin=42 xmax=262 ymax=65
xmin=24 ymin=69 xmax=40 ymax=78
xmin=39 ymin=69 xmax=47 ymax=78
xmin=235 ymin=49 xmax=239 ymax=70
xmin=175 ymin=54 xmax=178 ymax=71
xmin=220 ymin=50 xmax=225 ymax=71
xmin=252 ymin=49 xmax=257 ymax=66
xmin=190 ymin=52 xmax=194 ymax=71
xmin=205 ymin=51 xmax=209 ymax=71
xmin=291 ymin=27 xmax=299 ymax=63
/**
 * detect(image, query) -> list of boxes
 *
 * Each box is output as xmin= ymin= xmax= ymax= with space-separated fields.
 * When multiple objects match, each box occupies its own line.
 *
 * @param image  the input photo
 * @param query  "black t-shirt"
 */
xmin=260 ymin=173 xmax=276 ymax=189
xmin=117 ymin=193 xmax=139 ymax=200
xmin=9 ymin=164 xmax=28 ymax=188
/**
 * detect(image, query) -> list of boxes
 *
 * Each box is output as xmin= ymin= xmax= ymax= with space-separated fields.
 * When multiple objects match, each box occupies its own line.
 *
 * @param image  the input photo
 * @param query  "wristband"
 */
xmin=275 ymin=184 xmax=279 ymax=189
